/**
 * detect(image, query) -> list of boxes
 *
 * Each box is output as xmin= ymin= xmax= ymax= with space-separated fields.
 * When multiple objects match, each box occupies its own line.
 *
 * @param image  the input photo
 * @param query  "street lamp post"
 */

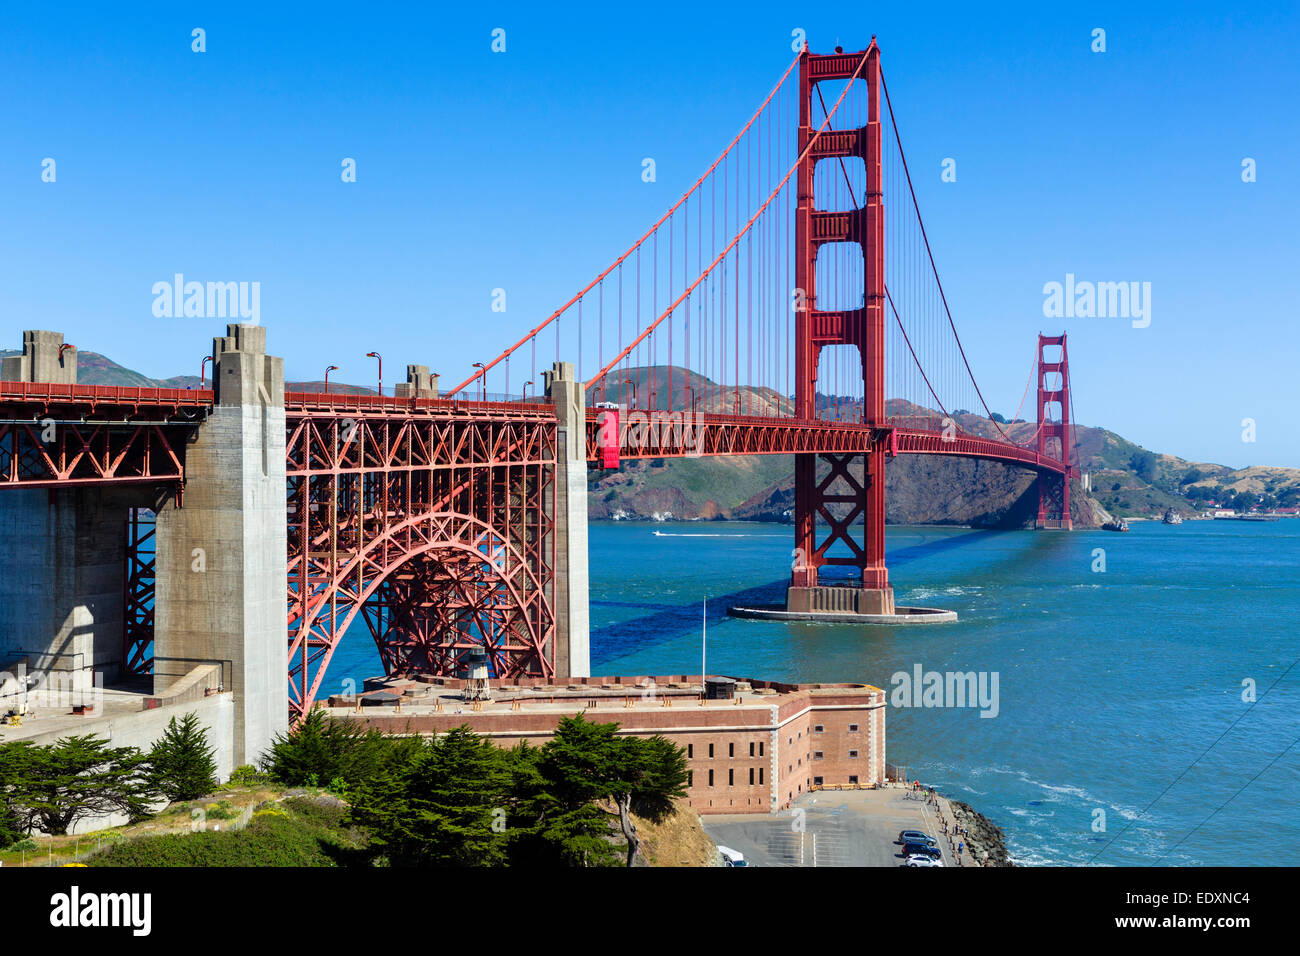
xmin=472 ymin=363 xmax=486 ymax=401
xmin=366 ymin=351 xmax=382 ymax=397
xmin=324 ymin=365 xmax=339 ymax=394
xmin=201 ymin=355 xmax=212 ymax=388
xmin=623 ymin=377 xmax=638 ymax=409
xmin=522 ymin=380 xmax=534 ymax=403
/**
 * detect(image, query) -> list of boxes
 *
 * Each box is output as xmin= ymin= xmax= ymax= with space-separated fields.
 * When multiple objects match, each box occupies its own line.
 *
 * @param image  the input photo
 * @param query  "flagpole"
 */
xmin=701 ymin=598 xmax=707 ymax=693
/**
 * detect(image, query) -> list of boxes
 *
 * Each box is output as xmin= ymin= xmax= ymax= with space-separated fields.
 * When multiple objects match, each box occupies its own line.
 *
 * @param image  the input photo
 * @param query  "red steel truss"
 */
xmin=123 ymin=507 xmax=156 ymax=676
xmin=0 ymin=421 xmax=195 ymax=488
xmin=0 ymin=383 xmax=209 ymax=489
xmin=583 ymin=409 xmax=1070 ymax=474
xmin=283 ymin=393 xmax=557 ymax=718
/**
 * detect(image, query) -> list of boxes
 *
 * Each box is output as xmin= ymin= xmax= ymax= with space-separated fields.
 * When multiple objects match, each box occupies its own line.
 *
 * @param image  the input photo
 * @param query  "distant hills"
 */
xmin=1 ymin=349 xmax=366 ymax=394
xmin=582 ymin=367 xmax=1300 ymax=526
xmin=11 ymin=351 xmax=1297 ymax=526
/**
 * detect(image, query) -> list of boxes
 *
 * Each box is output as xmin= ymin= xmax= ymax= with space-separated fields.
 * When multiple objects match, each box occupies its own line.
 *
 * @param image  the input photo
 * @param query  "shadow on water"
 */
xmin=590 ymin=526 xmax=1021 ymax=668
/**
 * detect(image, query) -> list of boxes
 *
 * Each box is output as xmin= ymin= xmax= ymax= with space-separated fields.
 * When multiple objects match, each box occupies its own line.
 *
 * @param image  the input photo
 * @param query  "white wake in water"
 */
xmin=650 ymin=531 xmax=786 ymax=538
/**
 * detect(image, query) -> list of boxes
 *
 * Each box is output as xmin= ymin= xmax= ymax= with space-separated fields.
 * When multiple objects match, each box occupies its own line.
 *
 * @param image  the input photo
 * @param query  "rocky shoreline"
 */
xmin=948 ymin=798 xmax=1013 ymax=867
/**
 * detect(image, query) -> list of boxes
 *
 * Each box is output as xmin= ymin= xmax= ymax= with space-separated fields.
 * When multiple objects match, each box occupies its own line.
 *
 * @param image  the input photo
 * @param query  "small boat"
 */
xmin=1102 ymin=518 xmax=1130 ymax=532
xmin=1162 ymin=508 xmax=1183 ymax=525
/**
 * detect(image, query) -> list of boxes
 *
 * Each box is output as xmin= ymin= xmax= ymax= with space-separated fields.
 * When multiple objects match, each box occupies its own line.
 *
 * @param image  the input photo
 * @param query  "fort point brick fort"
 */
xmin=327 ymin=675 xmax=886 ymax=814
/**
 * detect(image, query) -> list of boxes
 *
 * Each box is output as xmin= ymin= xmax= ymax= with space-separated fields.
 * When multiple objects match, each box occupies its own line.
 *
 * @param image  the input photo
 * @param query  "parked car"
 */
xmin=901 ymin=841 xmax=942 ymax=860
xmin=903 ymin=854 xmax=944 ymax=867
xmin=897 ymin=830 xmax=936 ymax=846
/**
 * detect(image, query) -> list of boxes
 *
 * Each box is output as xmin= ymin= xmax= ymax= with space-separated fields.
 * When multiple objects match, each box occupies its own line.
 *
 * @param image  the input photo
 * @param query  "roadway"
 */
xmin=702 ymin=786 xmax=957 ymax=867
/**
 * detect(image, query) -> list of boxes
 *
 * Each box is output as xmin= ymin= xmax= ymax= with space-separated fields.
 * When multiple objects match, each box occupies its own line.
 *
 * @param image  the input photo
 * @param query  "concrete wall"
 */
xmin=153 ymin=324 xmax=288 ymax=767
xmin=17 ymin=691 xmax=236 ymax=835
xmin=0 ymin=479 xmax=155 ymax=688
xmin=1 ymin=329 xmax=77 ymax=384
xmin=393 ymin=364 xmax=439 ymax=398
xmin=0 ymin=331 xmax=134 ymax=683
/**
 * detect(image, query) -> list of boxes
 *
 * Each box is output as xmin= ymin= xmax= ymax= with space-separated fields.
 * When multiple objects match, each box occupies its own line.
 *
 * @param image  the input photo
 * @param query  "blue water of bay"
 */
xmin=330 ymin=517 xmax=1300 ymax=866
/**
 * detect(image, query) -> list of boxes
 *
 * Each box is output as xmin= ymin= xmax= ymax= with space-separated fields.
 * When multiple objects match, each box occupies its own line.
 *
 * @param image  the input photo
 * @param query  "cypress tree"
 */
xmin=148 ymin=712 xmax=219 ymax=803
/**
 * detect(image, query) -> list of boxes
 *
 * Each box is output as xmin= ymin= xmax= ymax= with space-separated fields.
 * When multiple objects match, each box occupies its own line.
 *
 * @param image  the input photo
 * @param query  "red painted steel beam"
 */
xmin=284 ymin=405 xmax=559 ymax=719
xmin=0 ymin=420 xmax=193 ymax=487
xmin=582 ymin=411 xmax=1069 ymax=474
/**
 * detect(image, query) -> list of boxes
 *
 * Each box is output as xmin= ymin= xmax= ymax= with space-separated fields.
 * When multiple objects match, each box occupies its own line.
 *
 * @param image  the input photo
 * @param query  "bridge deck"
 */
xmin=284 ymin=390 xmax=556 ymax=419
xmin=0 ymin=381 xmax=214 ymax=415
xmin=582 ymin=409 xmax=1068 ymax=474
xmin=0 ymin=387 xmax=1068 ymax=488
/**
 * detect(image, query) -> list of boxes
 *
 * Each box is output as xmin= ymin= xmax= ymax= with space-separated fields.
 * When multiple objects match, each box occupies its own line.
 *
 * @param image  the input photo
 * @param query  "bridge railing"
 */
xmin=284 ymin=390 xmax=556 ymax=418
xmin=0 ymin=381 xmax=214 ymax=407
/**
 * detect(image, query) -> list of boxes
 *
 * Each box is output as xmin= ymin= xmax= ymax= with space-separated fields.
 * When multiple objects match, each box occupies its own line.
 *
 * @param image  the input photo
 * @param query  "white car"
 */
xmin=717 ymin=845 xmax=748 ymax=867
xmin=903 ymin=853 xmax=944 ymax=867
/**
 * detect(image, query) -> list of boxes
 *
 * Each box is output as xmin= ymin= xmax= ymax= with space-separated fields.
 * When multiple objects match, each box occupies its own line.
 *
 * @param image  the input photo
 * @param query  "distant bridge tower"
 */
xmin=1035 ymin=333 xmax=1074 ymax=530
xmin=789 ymin=40 xmax=895 ymax=615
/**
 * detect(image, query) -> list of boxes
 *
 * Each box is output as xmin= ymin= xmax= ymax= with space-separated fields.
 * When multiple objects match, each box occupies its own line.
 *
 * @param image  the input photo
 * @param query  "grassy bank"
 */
xmin=0 ymin=785 xmax=366 ymax=868
xmin=89 ymin=794 xmax=368 ymax=867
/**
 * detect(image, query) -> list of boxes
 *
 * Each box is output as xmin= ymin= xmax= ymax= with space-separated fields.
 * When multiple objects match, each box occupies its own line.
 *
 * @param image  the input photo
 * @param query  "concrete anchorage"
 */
xmin=152 ymin=324 xmax=289 ymax=766
xmin=393 ymin=364 xmax=439 ymax=399
xmin=0 ymin=329 xmax=77 ymax=385
xmin=0 ymin=331 xmax=151 ymax=697
xmin=544 ymin=361 xmax=591 ymax=678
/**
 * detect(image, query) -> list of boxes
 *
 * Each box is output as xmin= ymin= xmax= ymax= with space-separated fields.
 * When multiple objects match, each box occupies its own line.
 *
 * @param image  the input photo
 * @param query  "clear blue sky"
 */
xmin=2 ymin=1 xmax=1297 ymax=467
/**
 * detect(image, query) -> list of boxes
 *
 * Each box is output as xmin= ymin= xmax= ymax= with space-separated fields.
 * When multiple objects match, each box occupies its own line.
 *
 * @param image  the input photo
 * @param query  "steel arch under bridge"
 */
xmin=283 ymin=392 xmax=557 ymax=721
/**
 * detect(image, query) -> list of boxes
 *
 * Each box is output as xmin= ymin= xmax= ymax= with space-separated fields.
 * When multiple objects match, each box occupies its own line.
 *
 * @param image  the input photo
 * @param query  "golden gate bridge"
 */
xmin=0 ymin=40 xmax=1077 ymax=730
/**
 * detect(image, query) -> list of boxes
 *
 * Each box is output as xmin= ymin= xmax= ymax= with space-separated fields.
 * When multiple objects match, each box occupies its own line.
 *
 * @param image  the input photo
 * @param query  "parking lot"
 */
xmin=702 ymin=786 xmax=956 ymax=867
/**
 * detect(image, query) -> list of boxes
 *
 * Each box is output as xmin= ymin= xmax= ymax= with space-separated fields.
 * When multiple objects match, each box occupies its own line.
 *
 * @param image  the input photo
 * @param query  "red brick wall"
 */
xmin=333 ymin=683 xmax=886 ymax=814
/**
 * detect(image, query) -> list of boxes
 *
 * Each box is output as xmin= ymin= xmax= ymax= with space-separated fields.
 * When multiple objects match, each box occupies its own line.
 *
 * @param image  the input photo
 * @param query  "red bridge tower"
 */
xmin=1035 ymin=333 xmax=1074 ymax=530
xmin=789 ymin=40 xmax=895 ymax=615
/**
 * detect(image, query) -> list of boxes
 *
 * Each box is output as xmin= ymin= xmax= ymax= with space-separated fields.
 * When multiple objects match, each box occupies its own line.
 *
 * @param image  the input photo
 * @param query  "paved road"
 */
xmin=703 ymin=787 xmax=955 ymax=867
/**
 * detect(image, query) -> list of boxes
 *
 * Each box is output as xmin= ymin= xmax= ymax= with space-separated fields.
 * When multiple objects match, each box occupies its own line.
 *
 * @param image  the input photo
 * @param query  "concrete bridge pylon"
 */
xmin=544 ymin=360 xmax=591 ymax=678
xmin=153 ymin=324 xmax=288 ymax=765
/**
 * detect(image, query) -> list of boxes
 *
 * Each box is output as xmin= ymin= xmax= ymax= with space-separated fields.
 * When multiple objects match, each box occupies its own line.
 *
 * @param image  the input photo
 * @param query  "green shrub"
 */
xmin=227 ymin=764 xmax=265 ymax=786
xmin=89 ymin=802 xmax=367 ymax=867
xmin=204 ymin=800 xmax=238 ymax=821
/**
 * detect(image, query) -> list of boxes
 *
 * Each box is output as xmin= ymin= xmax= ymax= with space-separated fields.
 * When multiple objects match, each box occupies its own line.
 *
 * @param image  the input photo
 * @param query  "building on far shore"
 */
xmin=325 ymin=674 xmax=886 ymax=814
